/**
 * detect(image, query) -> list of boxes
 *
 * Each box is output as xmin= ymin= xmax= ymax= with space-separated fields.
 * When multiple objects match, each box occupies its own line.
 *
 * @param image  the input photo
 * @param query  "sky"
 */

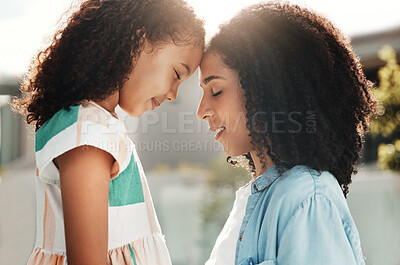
xmin=0 ymin=0 xmax=399 ymax=78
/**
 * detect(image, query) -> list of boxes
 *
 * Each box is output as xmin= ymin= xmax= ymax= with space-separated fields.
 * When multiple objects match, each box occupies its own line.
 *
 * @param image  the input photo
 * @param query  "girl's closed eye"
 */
xmin=174 ymin=69 xmax=181 ymax=80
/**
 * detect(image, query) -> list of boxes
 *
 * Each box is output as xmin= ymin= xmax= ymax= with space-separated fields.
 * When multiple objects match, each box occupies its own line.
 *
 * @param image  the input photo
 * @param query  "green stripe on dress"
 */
xmin=109 ymin=153 xmax=145 ymax=207
xmin=128 ymin=244 xmax=138 ymax=265
xmin=35 ymin=105 xmax=81 ymax=152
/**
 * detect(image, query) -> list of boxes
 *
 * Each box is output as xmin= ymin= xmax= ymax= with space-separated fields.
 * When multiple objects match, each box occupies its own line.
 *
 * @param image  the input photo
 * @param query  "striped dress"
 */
xmin=28 ymin=100 xmax=171 ymax=265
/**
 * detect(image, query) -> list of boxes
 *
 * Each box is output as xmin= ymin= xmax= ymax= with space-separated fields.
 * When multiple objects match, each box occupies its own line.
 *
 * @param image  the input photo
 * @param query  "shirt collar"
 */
xmin=251 ymin=164 xmax=280 ymax=194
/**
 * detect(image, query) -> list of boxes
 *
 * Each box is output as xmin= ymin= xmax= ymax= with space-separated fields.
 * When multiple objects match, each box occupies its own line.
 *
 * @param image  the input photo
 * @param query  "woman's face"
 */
xmin=197 ymin=52 xmax=253 ymax=156
xmin=119 ymin=41 xmax=203 ymax=117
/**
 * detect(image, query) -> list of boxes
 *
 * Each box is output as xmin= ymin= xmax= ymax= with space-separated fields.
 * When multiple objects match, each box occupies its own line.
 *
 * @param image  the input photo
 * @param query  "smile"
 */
xmin=214 ymin=126 xmax=225 ymax=140
xmin=151 ymin=98 xmax=161 ymax=110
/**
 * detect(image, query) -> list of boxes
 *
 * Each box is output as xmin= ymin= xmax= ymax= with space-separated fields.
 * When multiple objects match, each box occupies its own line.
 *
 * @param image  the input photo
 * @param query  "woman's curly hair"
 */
xmin=12 ymin=0 xmax=205 ymax=131
xmin=207 ymin=2 xmax=377 ymax=197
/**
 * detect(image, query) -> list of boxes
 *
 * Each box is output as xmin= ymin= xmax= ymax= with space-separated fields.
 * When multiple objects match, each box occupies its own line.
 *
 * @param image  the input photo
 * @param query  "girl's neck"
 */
xmin=93 ymin=92 xmax=120 ymax=119
xmin=250 ymin=150 xmax=274 ymax=179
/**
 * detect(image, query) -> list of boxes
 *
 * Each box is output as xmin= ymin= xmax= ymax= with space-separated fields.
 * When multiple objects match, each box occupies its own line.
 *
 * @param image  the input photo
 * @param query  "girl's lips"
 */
xmin=151 ymin=98 xmax=160 ymax=110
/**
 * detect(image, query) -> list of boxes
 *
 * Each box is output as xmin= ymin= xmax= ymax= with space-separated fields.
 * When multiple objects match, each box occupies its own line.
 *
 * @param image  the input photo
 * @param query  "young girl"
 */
xmin=12 ymin=0 xmax=204 ymax=264
xmin=197 ymin=3 xmax=376 ymax=265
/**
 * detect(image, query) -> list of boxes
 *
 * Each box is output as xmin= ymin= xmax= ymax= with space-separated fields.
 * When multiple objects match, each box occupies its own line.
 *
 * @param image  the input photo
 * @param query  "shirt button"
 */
xmin=239 ymin=233 xmax=243 ymax=241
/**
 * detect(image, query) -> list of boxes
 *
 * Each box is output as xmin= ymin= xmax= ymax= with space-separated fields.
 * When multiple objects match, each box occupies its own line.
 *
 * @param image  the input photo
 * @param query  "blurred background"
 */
xmin=1 ymin=0 xmax=400 ymax=264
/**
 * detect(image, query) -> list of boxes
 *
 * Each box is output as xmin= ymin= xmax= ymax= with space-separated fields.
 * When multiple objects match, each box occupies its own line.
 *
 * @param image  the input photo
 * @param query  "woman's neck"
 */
xmin=250 ymin=150 xmax=274 ymax=179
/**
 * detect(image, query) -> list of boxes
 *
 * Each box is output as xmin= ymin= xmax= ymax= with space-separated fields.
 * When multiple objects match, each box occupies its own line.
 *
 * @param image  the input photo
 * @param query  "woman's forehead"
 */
xmin=200 ymin=53 xmax=240 ymax=87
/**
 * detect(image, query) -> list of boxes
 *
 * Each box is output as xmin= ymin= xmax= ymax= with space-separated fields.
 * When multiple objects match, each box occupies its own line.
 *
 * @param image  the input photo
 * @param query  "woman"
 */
xmin=197 ymin=2 xmax=376 ymax=265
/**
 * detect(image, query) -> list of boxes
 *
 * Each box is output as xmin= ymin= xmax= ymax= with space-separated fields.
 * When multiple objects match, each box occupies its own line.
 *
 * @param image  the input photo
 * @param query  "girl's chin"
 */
xmin=120 ymin=106 xmax=142 ymax=117
xmin=119 ymin=102 xmax=147 ymax=117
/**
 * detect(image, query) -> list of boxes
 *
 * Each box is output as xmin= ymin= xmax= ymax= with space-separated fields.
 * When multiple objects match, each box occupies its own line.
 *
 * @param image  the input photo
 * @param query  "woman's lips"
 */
xmin=215 ymin=126 xmax=226 ymax=140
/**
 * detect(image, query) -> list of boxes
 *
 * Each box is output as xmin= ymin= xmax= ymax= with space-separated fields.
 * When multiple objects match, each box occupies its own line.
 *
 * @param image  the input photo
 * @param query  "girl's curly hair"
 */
xmin=207 ymin=2 xmax=377 ymax=198
xmin=12 ymin=0 xmax=205 ymax=131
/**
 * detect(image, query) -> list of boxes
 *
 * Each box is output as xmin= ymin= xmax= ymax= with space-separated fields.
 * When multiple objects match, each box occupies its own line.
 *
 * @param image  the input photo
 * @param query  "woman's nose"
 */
xmin=197 ymin=97 xmax=213 ymax=120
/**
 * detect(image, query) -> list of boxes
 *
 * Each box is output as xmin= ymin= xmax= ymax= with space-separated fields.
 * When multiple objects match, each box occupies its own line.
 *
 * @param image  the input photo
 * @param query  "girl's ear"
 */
xmin=135 ymin=28 xmax=145 ymax=39
xmin=133 ymin=28 xmax=148 ymax=57
xmin=133 ymin=27 xmax=146 ymax=47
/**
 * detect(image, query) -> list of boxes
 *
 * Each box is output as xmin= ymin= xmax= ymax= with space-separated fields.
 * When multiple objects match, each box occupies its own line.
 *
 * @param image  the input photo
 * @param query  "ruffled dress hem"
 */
xmin=27 ymin=232 xmax=170 ymax=265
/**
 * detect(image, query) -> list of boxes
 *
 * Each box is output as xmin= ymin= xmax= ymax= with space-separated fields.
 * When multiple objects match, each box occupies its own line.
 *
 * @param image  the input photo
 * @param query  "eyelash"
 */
xmin=212 ymin=90 xmax=222 ymax=97
xmin=175 ymin=69 xmax=181 ymax=80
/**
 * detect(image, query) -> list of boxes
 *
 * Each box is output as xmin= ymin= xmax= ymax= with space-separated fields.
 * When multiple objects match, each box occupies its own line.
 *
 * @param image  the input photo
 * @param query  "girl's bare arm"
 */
xmin=55 ymin=145 xmax=115 ymax=265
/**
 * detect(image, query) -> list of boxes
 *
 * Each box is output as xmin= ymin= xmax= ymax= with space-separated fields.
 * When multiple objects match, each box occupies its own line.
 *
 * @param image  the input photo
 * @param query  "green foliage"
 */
xmin=371 ymin=45 xmax=400 ymax=171
xmin=377 ymin=140 xmax=400 ymax=171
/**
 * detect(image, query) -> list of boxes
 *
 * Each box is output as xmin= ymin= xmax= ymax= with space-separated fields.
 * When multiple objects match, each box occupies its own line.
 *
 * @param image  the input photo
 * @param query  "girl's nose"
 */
xmin=166 ymin=85 xmax=178 ymax=102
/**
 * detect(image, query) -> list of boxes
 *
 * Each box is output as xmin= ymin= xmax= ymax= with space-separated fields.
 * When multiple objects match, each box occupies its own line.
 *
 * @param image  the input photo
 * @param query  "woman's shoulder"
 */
xmin=267 ymin=165 xmax=349 ymax=219
xmin=266 ymin=166 xmax=362 ymax=252
xmin=274 ymin=165 xmax=344 ymax=197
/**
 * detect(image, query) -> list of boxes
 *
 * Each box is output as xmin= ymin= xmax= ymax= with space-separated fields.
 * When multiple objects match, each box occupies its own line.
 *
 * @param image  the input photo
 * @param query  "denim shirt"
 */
xmin=235 ymin=164 xmax=366 ymax=265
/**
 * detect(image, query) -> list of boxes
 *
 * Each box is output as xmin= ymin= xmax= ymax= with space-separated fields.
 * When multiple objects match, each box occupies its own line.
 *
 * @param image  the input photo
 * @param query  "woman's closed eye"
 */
xmin=212 ymin=90 xmax=222 ymax=97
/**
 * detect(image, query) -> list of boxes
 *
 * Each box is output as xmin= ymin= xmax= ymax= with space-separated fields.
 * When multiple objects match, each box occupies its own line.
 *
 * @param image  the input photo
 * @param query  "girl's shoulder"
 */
xmin=36 ymin=100 xmax=124 ymax=149
xmin=35 ymin=100 xmax=132 ymax=185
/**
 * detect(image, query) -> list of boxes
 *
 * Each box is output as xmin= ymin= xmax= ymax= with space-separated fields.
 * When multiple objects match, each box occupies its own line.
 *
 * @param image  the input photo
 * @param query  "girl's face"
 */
xmin=119 ymin=41 xmax=203 ymax=117
xmin=197 ymin=52 xmax=253 ymax=156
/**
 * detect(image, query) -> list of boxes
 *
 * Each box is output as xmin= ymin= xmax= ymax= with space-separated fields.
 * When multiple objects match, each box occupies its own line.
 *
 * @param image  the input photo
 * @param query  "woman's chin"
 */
xmin=222 ymin=145 xmax=246 ymax=157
